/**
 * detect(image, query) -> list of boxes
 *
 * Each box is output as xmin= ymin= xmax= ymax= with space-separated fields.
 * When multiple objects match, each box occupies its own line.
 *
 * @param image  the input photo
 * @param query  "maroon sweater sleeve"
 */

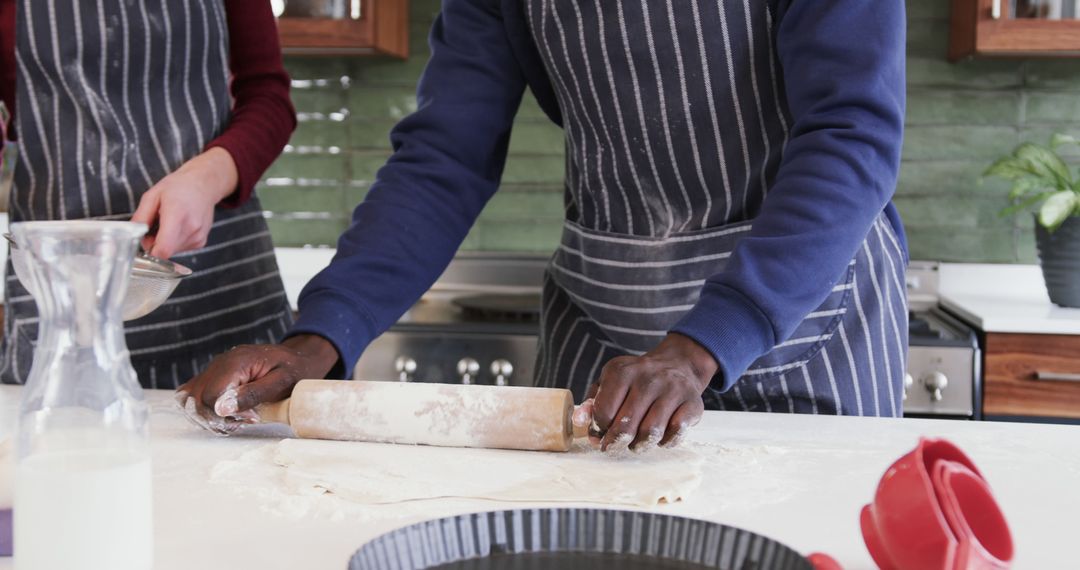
xmin=1 ymin=0 xmax=16 ymax=140
xmin=208 ymin=0 xmax=297 ymax=207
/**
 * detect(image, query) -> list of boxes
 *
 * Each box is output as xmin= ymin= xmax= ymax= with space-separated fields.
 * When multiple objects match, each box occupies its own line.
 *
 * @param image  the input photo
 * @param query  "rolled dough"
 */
xmin=211 ymin=438 xmax=704 ymax=508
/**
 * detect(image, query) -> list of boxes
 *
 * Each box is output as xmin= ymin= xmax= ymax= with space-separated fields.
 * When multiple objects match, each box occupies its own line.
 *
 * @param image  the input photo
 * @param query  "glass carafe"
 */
xmin=12 ymin=221 xmax=152 ymax=570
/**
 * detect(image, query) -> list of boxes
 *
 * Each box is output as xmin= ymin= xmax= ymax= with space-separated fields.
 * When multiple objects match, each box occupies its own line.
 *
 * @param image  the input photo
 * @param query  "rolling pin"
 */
xmin=255 ymin=380 xmax=585 ymax=452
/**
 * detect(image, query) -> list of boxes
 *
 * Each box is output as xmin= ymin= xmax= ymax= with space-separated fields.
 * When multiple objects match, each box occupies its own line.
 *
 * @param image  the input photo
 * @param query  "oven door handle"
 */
xmin=1033 ymin=371 xmax=1080 ymax=382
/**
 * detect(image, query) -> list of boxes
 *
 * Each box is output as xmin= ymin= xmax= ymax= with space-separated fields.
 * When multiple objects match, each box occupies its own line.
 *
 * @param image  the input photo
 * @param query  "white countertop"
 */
xmin=1 ymin=387 xmax=1078 ymax=569
xmin=939 ymin=263 xmax=1080 ymax=335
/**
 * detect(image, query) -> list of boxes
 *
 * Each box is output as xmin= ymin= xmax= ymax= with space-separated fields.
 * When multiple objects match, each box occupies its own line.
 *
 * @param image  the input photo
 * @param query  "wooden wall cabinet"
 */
xmin=276 ymin=0 xmax=409 ymax=59
xmin=983 ymin=332 xmax=1080 ymax=420
xmin=951 ymin=0 xmax=1080 ymax=60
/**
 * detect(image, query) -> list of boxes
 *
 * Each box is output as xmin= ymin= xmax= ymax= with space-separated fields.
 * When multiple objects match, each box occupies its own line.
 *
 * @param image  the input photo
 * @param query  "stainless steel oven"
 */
xmin=904 ymin=262 xmax=982 ymax=419
xmin=354 ymin=254 xmax=546 ymax=387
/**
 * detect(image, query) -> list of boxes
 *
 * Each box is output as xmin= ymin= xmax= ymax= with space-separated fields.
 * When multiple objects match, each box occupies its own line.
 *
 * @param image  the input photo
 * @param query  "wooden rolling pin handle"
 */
xmin=255 ymin=398 xmax=291 ymax=426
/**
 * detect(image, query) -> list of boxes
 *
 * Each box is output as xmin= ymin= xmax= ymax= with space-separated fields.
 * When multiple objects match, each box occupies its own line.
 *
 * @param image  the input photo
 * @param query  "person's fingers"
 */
xmin=176 ymin=377 xmax=205 ymax=423
xmin=188 ymin=347 xmax=273 ymax=429
xmin=234 ymin=368 xmax=299 ymax=412
xmin=572 ymin=398 xmax=594 ymax=430
xmin=173 ymin=389 xmax=189 ymax=409
xmin=192 ymin=389 xmax=218 ymax=427
xmin=584 ymin=381 xmax=600 ymax=401
xmin=632 ymin=395 xmax=681 ymax=452
xmin=177 ymin=345 xmax=293 ymax=435
xmin=182 ymin=394 xmax=236 ymax=436
xmin=130 ymin=188 xmax=160 ymax=226
xmin=591 ymin=356 xmax=636 ymax=437
xmin=130 ymin=189 xmax=161 ymax=252
xmin=213 ymin=387 xmax=240 ymax=417
xmin=180 ymin=396 xmax=210 ymax=430
xmin=660 ymin=400 xmax=705 ymax=447
xmin=149 ymin=210 xmax=184 ymax=259
xmin=194 ymin=351 xmax=260 ymax=412
xmin=584 ymin=387 xmax=604 ymax=447
xmin=599 ymin=377 xmax=662 ymax=452
xmin=182 ymin=369 xmax=213 ymax=423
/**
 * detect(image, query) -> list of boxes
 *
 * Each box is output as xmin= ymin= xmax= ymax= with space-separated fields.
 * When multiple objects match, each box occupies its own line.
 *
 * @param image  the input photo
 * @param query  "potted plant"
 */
xmin=984 ymin=134 xmax=1080 ymax=308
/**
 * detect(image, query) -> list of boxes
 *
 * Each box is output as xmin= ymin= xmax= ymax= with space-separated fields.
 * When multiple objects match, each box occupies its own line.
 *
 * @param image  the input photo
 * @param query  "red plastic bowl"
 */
xmin=932 ymin=461 xmax=1013 ymax=570
xmin=860 ymin=438 xmax=1012 ymax=570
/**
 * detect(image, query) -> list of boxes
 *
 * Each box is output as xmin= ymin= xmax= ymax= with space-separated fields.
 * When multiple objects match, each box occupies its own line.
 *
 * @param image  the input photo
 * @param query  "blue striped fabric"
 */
xmin=528 ymin=0 xmax=907 ymax=416
xmin=538 ymin=215 xmax=907 ymax=416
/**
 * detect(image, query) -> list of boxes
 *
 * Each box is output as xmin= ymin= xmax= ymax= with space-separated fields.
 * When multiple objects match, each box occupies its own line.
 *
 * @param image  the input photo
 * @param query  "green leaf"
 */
xmin=983 ymin=156 xmax=1038 ymax=181
xmin=1038 ymin=190 xmax=1078 ymax=230
xmin=999 ymin=190 xmax=1057 ymax=217
xmin=1015 ymin=143 xmax=1072 ymax=187
xmin=1051 ymin=133 xmax=1080 ymax=149
xmin=1009 ymin=177 xmax=1045 ymax=200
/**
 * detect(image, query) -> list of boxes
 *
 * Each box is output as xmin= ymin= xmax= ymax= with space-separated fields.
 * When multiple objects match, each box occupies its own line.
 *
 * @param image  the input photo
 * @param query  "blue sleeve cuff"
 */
xmin=285 ymin=291 xmax=379 ymax=380
xmin=670 ymin=283 xmax=777 ymax=392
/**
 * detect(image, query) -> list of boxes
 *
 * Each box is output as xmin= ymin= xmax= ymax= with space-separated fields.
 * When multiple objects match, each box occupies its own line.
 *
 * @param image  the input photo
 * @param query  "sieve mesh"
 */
xmin=7 ymin=235 xmax=190 ymax=321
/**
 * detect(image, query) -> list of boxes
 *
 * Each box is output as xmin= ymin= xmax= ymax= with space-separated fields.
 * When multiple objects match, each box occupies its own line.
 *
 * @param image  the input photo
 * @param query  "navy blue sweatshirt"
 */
xmin=288 ymin=0 xmax=907 ymax=388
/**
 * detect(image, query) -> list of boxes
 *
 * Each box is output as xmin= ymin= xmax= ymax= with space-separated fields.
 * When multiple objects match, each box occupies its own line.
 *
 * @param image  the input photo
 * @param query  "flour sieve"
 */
xmin=4 ymin=232 xmax=192 ymax=321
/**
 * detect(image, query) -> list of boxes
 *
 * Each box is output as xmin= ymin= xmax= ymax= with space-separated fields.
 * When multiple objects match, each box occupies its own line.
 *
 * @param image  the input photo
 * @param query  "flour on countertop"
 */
xmin=210 ymin=437 xmax=706 ymax=519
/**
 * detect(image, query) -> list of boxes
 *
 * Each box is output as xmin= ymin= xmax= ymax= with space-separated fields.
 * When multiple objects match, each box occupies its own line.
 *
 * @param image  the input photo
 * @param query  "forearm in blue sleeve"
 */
xmin=672 ymin=0 xmax=906 ymax=390
xmin=286 ymin=0 xmax=527 ymax=376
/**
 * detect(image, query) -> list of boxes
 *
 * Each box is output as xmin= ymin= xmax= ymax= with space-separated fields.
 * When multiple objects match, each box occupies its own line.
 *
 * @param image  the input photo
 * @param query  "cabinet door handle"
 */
xmin=992 ymin=0 xmax=1002 ymax=19
xmin=1034 ymin=371 xmax=1080 ymax=382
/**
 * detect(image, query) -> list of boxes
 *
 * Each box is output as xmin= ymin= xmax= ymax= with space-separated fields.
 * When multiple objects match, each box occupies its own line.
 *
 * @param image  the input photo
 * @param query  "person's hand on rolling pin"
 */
xmin=574 ymin=333 xmax=716 ymax=453
xmin=131 ymin=147 xmax=239 ymax=259
xmin=175 ymin=334 xmax=339 ymax=434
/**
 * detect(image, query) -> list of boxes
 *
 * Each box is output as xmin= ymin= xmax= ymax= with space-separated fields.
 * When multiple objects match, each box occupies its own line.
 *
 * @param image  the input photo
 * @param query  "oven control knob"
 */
xmin=903 ymin=373 xmax=914 ymax=400
xmin=457 ymin=357 xmax=480 ymax=385
xmin=922 ymin=371 xmax=948 ymax=402
xmin=394 ymin=356 xmax=417 ymax=382
xmin=491 ymin=359 xmax=514 ymax=387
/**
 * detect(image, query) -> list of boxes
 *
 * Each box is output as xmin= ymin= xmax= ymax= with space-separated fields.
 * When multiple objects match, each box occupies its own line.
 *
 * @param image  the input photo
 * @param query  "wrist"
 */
xmin=659 ymin=333 xmax=719 ymax=390
xmin=197 ymin=147 xmax=239 ymax=203
xmin=283 ymin=334 xmax=340 ymax=379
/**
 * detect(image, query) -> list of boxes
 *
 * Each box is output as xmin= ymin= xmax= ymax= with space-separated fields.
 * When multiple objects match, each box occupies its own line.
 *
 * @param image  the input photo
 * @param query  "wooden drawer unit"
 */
xmin=984 ymin=333 xmax=1080 ymax=419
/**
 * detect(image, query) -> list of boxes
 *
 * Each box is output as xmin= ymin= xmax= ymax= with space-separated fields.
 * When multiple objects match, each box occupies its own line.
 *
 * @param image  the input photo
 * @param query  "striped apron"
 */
xmin=0 ymin=0 xmax=293 ymax=388
xmin=527 ymin=0 xmax=908 ymax=416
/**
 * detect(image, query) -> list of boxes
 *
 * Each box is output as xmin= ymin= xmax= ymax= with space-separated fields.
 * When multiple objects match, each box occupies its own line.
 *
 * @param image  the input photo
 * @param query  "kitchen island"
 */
xmin=0 ymin=386 xmax=1077 ymax=569
xmin=939 ymin=263 xmax=1080 ymax=335
xmin=938 ymin=263 xmax=1080 ymax=421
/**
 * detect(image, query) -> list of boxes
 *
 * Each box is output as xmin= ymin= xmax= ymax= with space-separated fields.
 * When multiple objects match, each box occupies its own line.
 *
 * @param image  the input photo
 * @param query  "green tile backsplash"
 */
xmin=259 ymin=0 xmax=1080 ymax=262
